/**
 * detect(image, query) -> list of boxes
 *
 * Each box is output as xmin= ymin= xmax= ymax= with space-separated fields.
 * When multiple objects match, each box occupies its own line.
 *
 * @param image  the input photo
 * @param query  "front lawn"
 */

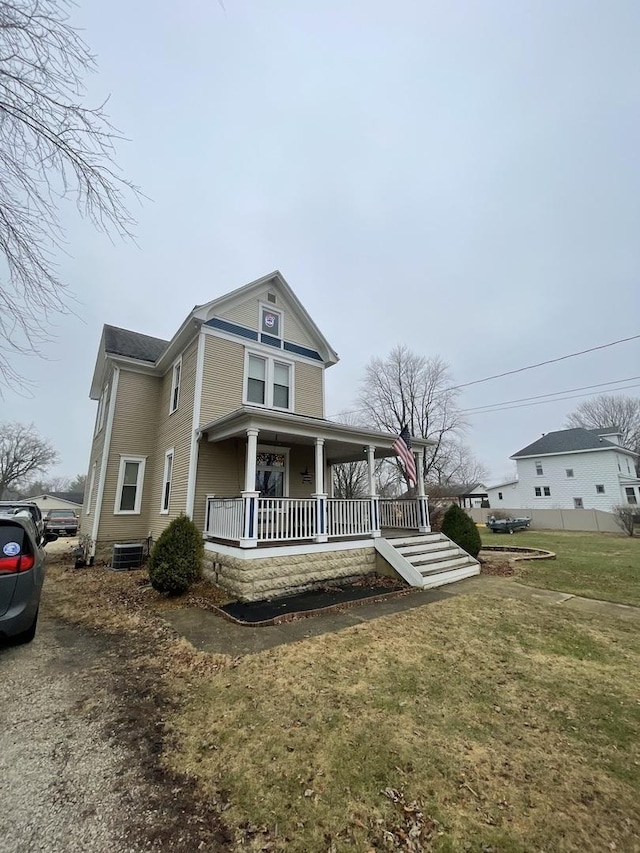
xmin=169 ymin=594 xmax=640 ymax=852
xmin=480 ymin=529 xmax=640 ymax=607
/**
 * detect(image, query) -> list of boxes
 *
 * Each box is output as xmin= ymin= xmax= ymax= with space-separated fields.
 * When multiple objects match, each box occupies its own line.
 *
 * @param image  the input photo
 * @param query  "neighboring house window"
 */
xmin=255 ymin=450 xmax=288 ymax=497
xmin=161 ymin=449 xmax=174 ymax=514
xmin=86 ymin=463 xmax=97 ymax=515
xmin=626 ymin=487 xmax=638 ymax=505
xmin=535 ymin=461 xmax=543 ymax=476
xmin=617 ymin=458 xmax=621 ymax=472
xmin=245 ymin=352 xmax=294 ymax=411
xmin=534 ymin=487 xmax=542 ymax=497
xmin=115 ymin=456 xmax=146 ymax=514
xmin=170 ymin=359 xmax=181 ymax=413
xmin=574 ymin=497 xmax=584 ymax=509
xmin=627 ymin=458 xmax=632 ymax=474
xmin=565 ymin=469 xmax=574 ymax=478
xmin=595 ymin=484 xmax=605 ymax=494
xmin=498 ymin=492 xmax=503 ymax=500
xmin=543 ymin=487 xmax=551 ymax=497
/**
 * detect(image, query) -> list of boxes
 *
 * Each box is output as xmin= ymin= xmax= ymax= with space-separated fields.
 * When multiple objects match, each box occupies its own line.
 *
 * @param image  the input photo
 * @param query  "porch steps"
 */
xmin=375 ymin=532 xmax=480 ymax=590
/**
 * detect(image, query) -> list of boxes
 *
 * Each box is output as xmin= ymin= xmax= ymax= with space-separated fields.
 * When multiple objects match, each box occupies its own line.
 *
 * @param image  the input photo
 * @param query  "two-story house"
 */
xmin=82 ymin=271 xmax=479 ymax=600
xmin=486 ymin=426 xmax=640 ymax=512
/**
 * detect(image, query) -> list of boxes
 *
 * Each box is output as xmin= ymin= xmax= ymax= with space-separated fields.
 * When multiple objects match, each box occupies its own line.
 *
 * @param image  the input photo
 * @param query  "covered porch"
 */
xmin=196 ymin=407 xmax=432 ymax=548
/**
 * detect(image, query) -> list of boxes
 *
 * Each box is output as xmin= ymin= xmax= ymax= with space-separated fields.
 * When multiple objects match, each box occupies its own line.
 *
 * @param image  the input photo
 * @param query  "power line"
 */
xmin=327 ymin=333 xmax=640 ymax=420
xmin=462 ymin=376 xmax=640 ymax=414
xmin=465 ymin=382 xmax=640 ymax=416
xmin=449 ymin=333 xmax=640 ymax=391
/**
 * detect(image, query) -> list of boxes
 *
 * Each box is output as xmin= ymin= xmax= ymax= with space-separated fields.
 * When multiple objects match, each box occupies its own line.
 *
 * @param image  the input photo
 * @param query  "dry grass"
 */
xmin=169 ymin=594 xmax=640 ymax=852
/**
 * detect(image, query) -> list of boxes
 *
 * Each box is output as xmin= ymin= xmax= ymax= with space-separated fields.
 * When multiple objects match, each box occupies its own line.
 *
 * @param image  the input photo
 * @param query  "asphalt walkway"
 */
xmin=162 ymin=575 xmax=640 ymax=656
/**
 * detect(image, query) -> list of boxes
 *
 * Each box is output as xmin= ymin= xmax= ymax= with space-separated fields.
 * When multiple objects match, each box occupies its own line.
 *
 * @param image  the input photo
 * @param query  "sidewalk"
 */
xmin=162 ymin=574 xmax=640 ymax=656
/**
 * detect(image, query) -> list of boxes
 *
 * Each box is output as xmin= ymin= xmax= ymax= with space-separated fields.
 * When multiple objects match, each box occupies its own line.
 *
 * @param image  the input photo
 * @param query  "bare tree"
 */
xmin=612 ymin=504 xmax=639 ymax=537
xmin=357 ymin=345 xmax=485 ymax=487
xmin=427 ymin=439 xmax=489 ymax=487
xmin=332 ymin=460 xmax=368 ymax=499
xmin=566 ymin=395 xmax=640 ymax=473
xmin=0 ymin=0 xmax=138 ymax=385
xmin=0 ymin=421 xmax=58 ymax=496
xmin=20 ymin=474 xmax=70 ymax=496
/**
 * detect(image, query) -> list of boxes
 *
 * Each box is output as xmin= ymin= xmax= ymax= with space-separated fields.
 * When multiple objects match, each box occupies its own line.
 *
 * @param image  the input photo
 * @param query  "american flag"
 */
xmin=393 ymin=425 xmax=417 ymax=486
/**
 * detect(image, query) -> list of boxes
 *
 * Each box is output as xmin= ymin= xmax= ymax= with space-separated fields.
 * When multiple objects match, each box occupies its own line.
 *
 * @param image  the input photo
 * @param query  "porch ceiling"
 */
xmin=199 ymin=406 xmax=433 ymax=464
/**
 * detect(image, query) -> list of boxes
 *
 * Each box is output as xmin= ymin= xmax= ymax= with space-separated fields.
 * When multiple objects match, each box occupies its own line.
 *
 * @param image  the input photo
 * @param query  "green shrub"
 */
xmin=148 ymin=514 xmax=204 ymax=595
xmin=441 ymin=503 xmax=482 ymax=558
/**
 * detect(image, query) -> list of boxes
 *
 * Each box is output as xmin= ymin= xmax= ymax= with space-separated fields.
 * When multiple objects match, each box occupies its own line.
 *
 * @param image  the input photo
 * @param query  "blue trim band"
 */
xmin=260 ymin=334 xmax=282 ymax=348
xmin=284 ymin=341 xmax=323 ymax=361
xmin=206 ymin=317 xmax=259 ymax=341
xmin=206 ymin=317 xmax=323 ymax=361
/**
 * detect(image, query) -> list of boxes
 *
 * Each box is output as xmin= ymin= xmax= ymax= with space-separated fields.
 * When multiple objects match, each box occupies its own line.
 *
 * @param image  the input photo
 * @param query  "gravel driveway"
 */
xmin=0 ymin=596 xmax=229 ymax=852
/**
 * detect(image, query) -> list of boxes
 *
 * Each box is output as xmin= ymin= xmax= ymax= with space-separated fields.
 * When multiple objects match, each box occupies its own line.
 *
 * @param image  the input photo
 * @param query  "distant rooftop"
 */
xmin=512 ymin=426 xmax=630 ymax=458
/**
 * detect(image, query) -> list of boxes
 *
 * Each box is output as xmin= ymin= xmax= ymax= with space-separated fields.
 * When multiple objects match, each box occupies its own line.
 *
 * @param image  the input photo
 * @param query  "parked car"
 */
xmin=44 ymin=508 xmax=78 ymax=537
xmin=0 ymin=501 xmax=45 ymax=545
xmin=486 ymin=516 xmax=531 ymax=534
xmin=0 ymin=513 xmax=57 ymax=643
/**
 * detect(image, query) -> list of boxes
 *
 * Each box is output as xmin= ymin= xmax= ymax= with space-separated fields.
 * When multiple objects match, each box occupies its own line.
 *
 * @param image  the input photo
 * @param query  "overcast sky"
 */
xmin=4 ymin=0 xmax=640 ymax=485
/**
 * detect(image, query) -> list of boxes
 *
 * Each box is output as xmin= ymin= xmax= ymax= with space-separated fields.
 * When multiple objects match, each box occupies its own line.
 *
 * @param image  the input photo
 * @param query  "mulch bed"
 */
xmin=220 ymin=576 xmax=406 ymax=624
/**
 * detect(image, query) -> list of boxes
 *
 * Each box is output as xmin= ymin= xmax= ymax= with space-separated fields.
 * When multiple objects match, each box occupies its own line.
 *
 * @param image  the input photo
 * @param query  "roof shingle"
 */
xmin=104 ymin=325 xmax=169 ymax=363
xmin=512 ymin=427 xmax=630 ymax=458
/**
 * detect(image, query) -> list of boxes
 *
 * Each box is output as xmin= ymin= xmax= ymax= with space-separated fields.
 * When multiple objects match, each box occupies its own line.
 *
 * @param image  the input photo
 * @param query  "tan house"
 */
xmin=82 ymin=271 xmax=479 ymax=600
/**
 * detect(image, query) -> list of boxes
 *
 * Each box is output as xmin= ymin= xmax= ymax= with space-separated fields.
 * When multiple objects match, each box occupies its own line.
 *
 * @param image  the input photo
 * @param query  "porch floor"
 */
xmin=203 ymin=528 xmax=422 ymax=548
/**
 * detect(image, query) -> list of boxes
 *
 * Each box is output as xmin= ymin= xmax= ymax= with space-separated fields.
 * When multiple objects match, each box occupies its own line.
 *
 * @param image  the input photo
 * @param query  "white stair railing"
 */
xmin=205 ymin=496 xmax=244 ymax=541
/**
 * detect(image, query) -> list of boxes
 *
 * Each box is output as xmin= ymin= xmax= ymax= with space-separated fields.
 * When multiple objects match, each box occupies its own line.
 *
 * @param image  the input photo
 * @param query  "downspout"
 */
xmin=90 ymin=365 xmax=120 ymax=559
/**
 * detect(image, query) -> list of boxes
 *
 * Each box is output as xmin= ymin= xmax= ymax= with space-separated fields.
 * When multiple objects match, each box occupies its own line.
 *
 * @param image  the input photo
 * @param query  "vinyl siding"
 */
xmin=294 ymin=362 xmax=324 ymax=418
xmin=147 ymin=338 xmax=198 ymax=538
xmin=218 ymin=290 xmax=317 ymax=349
xmin=199 ymin=335 xmax=244 ymax=426
xmin=287 ymin=445 xmax=316 ymax=498
xmin=193 ymin=439 xmax=246 ymax=531
xmin=97 ymin=369 xmax=161 ymax=541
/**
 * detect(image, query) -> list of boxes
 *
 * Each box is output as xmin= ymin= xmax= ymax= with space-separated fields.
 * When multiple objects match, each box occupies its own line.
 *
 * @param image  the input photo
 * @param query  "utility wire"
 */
xmin=465 ymin=382 xmax=640 ymax=416
xmin=462 ymin=376 xmax=640 ymax=414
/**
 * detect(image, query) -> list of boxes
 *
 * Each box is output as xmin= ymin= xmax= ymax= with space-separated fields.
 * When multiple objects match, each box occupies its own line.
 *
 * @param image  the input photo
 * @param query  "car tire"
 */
xmin=13 ymin=608 xmax=39 ymax=645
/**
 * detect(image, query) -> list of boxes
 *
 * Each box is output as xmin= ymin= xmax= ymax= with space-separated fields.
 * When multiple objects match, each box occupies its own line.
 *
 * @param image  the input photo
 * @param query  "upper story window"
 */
xmin=161 ymin=449 xmax=174 ymax=514
xmin=535 ymin=461 xmax=543 ymax=476
xmin=245 ymin=352 xmax=293 ymax=411
xmin=170 ymin=358 xmax=181 ymax=414
xmin=261 ymin=306 xmax=281 ymax=338
xmin=498 ymin=492 xmax=503 ymax=500
xmin=543 ymin=486 xmax=551 ymax=496
xmin=595 ymin=484 xmax=605 ymax=494
xmin=565 ymin=468 xmax=574 ymax=478
xmin=95 ymin=383 xmax=109 ymax=436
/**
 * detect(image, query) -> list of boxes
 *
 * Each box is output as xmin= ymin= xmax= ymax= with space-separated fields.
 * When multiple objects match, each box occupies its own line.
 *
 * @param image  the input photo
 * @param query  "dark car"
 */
xmin=44 ymin=508 xmax=78 ymax=537
xmin=0 ymin=501 xmax=45 ymax=545
xmin=0 ymin=513 xmax=56 ymax=643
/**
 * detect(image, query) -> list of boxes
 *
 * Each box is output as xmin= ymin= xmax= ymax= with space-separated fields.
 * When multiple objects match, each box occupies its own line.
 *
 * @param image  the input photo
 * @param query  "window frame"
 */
xmin=169 ymin=357 xmax=182 ymax=415
xmin=255 ymin=445 xmax=290 ymax=497
xmin=498 ymin=492 xmax=503 ymax=501
xmin=543 ymin=486 xmax=551 ymax=497
xmin=243 ymin=349 xmax=295 ymax=412
xmin=595 ymin=484 xmax=605 ymax=495
xmin=160 ymin=448 xmax=174 ymax=514
xmin=535 ymin=461 xmax=544 ymax=476
xmin=259 ymin=302 xmax=284 ymax=341
xmin=565 ymin=468 xmax=574 ymax=478
xmin=534 ymin=487 xmax=542 ymax=497
xmin=86 ymin=462 xmax=97 ymax=516
xmin=625 ymin=487 xmax=637 ymax=505
xmin=574 ymin=497 xmax=584 ymax=509
xmin=114 ymin=455 xmax=147 ymax=515
xmin=95 ymin=383 xmax=109 ymax=436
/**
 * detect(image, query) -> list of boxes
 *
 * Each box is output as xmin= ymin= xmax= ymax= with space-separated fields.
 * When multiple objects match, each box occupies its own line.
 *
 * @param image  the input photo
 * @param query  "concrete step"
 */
xmin=407 ymin=549 xmax=465 ymax=567
xmin=419 ymin=555 xmax=478 ymax=576
xmin=386 ymin=533 xmax=442 ymax=548
xmin=399 ymin=541 xmax=454 ymax=557
xmin=418 ymin=562 xmax=480 ymax=589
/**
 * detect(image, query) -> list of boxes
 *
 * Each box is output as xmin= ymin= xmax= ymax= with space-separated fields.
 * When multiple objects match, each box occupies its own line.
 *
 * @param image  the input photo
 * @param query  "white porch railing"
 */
xmin=327 ymin=499 xmax=372 ymax=538
xmin=258 ymin=498 xmax=316 ymax=542
xmin=204 ymin=496 xmax=428 ymax=545
xmin=205 ymin=497 xmax=244 ymax=541
xmin=379 ymin=498 xmax=420 ymax=529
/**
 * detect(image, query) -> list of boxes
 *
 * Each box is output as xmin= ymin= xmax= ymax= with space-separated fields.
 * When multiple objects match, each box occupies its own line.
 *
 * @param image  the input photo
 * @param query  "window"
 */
xmin=626 ymin=487 xmax=638 ymax=505
xmin=595 ymin=484 xmax=605 ymax=494
xmin=255 ymin=450 xmax=288 ymax=497
xmin=535 ymin=461 xmax=543 ymax=476
xmin=617 ymin=458 xmax=621 ymax=472
xmin=565 ymin=469 xmax=574 ymax=478
xmin=161 ymin=449 xmax=174 ymax=513
xmin=627 ymin=459 xmax=632 ymax=474
xmin=534 ymin=487 xmax=542 ymax=497
xmin=543 ymin=486 xmax=551 ymax=497
xmin=574 ymin=498 xmax=584 ymax=509
xmin=247 ymin=355 xmax=267 ymax=404
xmin=114 ymin=456 xmax=146 ymax=514
xmin=95 ymin=383 xmax=109 ymax=435
xmin=244 ymin=352 xmax=294 ymax=410
xmin=498 ymin=492 xmax=503 ymax=500
xmin=170 ymin=358 xmax=181 ymax=413
xmin=261 ymin=306 xmax=281 ymax=337
xmin=86 ymin=463 xmax=97 ymax=515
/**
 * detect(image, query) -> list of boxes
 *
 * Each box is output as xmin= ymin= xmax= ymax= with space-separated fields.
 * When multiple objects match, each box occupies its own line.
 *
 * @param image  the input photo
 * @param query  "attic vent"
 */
xmin=267 ymin=293 xmax=277 ymax=304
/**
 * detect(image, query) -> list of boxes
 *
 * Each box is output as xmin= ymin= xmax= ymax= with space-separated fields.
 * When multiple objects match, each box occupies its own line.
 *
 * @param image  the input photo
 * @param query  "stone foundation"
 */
xmin=203 ymin=546 xmax=379 ymax=601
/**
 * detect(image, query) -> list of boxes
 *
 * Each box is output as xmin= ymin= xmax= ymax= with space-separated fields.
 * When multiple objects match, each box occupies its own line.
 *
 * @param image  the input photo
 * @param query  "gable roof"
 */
xmin=104 ymin=325 xmax=169 ymax=363
xmin=194 ymin=271 xmax=339 ymax=366
xmin=512 ymin=427 xmax=636 ymax=459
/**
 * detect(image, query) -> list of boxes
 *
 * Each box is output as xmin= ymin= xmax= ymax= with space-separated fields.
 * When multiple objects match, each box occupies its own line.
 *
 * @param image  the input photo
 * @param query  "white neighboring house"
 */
xmin=486 ymin=427 xmax=640 ymax=512
xmin=29 ymin=493 xmax=83 ymax=514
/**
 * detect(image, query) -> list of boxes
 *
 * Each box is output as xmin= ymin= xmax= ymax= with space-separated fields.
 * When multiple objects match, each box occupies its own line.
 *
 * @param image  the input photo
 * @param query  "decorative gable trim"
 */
xmin=206 ymin=316 xmax=259 ymax=341
xmin=204 ymin=317 xmax=324 ymax=362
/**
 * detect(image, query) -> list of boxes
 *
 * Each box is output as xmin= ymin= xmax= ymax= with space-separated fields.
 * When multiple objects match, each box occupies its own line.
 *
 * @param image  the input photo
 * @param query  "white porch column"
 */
xmin=312 ymin=437 xmax=328 ymax=542
xmin=241 ymin=428 xmax=260 ymax=548
xmin=416 ymin=449 xmax=430 ymax=533
xmin=366 ymin=445 xmax=381 ymax=537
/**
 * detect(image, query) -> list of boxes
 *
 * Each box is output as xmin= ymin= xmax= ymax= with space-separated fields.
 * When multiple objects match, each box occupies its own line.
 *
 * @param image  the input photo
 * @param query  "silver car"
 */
xmin=0 ymin=512 xmax=56 ymax=644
